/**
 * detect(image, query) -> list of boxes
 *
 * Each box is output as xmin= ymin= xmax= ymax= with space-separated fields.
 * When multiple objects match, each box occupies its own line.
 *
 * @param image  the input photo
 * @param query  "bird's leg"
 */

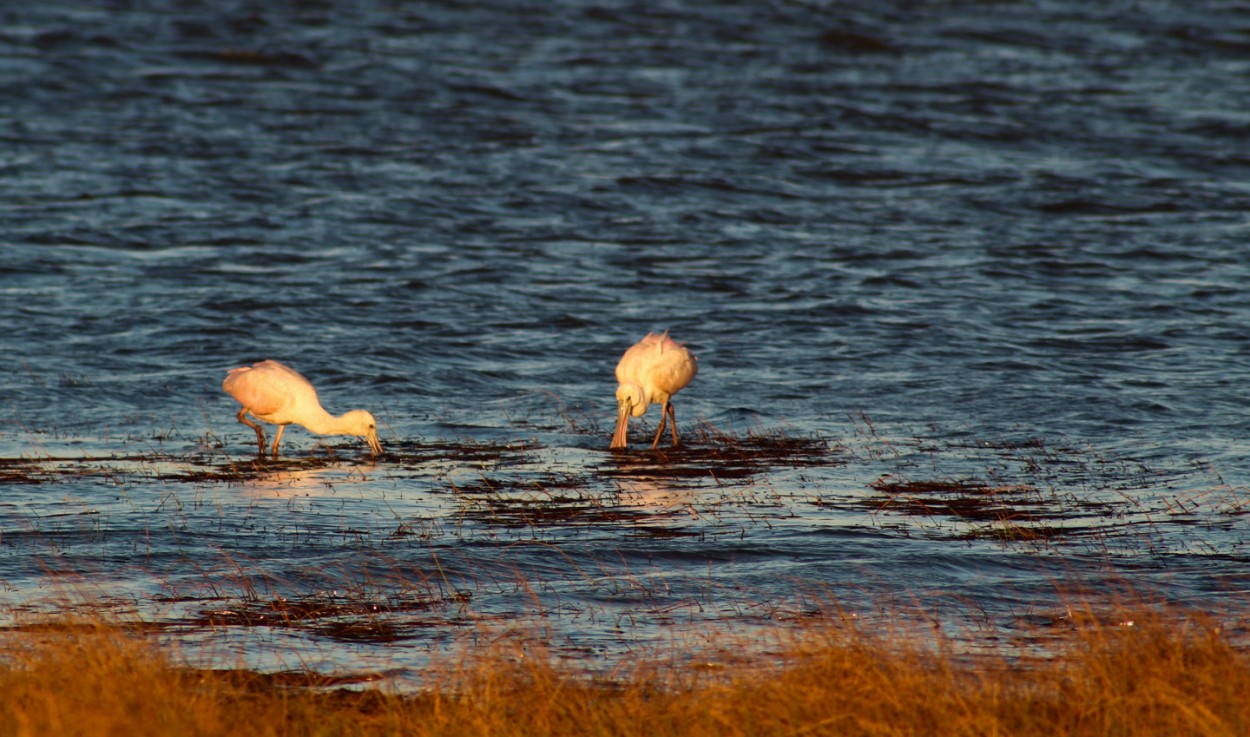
xmin=668 ymin=402 xmax=680 ymax=447
xmin=651 ymin=402 xmax=670 ymax=449
xmin=237 ymin=409 xmax=267 ymax=457
xmin=270 ymin=425 xmax=286 ymax=458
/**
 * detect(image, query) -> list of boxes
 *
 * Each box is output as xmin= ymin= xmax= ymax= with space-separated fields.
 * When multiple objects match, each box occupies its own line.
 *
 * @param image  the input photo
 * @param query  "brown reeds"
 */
xmin=0 ymin=611 xmax=1246 ymax=736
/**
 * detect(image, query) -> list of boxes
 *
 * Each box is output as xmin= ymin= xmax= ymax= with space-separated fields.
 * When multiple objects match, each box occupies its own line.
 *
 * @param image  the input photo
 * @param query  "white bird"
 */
xmin=222 ymin=360 xmax=383 ymax=458
xmin=610 ymin=332 xmax=698 ymax=450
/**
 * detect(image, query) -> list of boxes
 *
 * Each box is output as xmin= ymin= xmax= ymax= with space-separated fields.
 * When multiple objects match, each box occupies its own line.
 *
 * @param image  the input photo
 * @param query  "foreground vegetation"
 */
xmin=0 ymin=611 xmax=1246 ymax=737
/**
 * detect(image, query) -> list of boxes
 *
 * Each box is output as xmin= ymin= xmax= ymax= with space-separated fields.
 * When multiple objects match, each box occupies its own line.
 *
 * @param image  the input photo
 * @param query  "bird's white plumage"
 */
xmin=223 ymin=360 xmax=383 ymax=457
xmin=610 ymin=332 xmax=698 ymax=449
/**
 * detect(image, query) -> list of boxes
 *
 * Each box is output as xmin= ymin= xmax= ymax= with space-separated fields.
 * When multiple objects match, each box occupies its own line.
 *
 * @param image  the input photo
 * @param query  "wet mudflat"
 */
xmin=1 ymin=415 xmax=1243 ymax=683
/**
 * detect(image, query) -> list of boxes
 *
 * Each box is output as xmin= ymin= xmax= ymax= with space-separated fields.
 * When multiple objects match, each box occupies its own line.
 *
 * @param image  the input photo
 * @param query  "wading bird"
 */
xmin=222 ymin=360 xmax=383 ymax=458
xmin=610 ymin=332 xmax=698 ymax=450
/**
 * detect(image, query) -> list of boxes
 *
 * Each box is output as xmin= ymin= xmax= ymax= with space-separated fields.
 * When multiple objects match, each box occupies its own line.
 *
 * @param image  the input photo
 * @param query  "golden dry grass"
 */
xmin=0 ymin=613 xmax=1246 ymax=737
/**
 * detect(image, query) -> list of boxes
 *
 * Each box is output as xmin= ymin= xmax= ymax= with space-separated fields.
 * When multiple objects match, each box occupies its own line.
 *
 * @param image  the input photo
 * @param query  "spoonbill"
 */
xmin=222 ymin=360 xmax=383 ymax=458
xmin=610 ymin=332 xmax=698 ymax=450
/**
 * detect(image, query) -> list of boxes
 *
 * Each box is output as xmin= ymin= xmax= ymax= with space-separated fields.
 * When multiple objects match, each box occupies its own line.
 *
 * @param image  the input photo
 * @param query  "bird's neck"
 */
xmin=300 ymin=407 xmax=353 ymax=435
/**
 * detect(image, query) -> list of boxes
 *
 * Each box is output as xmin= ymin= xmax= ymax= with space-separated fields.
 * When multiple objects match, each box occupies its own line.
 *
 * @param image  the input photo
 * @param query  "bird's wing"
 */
xmin=643 ymin=343 xmax=697 ymax=396
xmin=223 ymin=361 xmax=317 ymax=418
xmin=615 ymin=339 xmax=654 ymax=384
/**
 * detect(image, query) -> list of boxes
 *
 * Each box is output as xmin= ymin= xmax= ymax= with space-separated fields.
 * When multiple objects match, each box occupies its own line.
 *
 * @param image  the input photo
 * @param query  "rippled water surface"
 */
xmin=3 ymin=0 xmax=1250 ymax=680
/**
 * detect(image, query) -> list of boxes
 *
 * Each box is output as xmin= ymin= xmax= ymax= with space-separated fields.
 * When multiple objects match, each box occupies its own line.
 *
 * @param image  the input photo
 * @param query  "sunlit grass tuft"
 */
xmin=0 ymin=610 xmax=1247 ymax=736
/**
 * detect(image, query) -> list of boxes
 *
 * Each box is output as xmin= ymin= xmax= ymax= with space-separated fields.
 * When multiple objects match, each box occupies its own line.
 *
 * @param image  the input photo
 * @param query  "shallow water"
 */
xmin=3 ymin=0 xmax=1250 ymax=680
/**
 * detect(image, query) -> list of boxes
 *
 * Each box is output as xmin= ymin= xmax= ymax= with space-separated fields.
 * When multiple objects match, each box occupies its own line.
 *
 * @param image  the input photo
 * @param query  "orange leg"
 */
xmin=236 ymin=409 xmax=267 ymax=456
xmin=667 ymin=402 xmax=680 ymax=447
xmin=651 ymin=402 xmax=670 ymax=449
xmin=271 ymin=425 xmax=286 ymax=457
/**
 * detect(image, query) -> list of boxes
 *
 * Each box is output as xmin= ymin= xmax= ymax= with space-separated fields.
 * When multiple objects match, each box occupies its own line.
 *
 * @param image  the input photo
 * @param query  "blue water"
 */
xmin=2 ymin=0 xmax=1250 ymax=679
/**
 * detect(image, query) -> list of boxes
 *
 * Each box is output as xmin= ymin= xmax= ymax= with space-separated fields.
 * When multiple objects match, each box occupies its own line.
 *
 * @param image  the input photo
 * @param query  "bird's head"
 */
xmin=616 ymin=382 xmax=648 ymax=418
xmin=610 ymin=382 xmax=647 ymax=450
xmin=343 ymin=409 xmax=383 ymax=456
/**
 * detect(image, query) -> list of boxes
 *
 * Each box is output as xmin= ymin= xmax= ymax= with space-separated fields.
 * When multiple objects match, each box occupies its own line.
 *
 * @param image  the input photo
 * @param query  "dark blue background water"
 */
xmin=2 ymin=0 xmax=1249 ymax=677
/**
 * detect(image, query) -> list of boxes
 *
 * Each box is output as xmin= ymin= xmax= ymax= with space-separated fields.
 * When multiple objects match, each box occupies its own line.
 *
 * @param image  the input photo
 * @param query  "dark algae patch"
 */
xmin=193 ymin=591 xmax=469 ymax=644
xmin=602 ymin=426 xmax=837 ymax=482
xmin=387 ymin=439 xmax=543 ymax=470
xmin=447 ymin=474 xmax=703 ymax=538
xmin=0 ymin=458 xmax=43 ymax=484
xmin=866 ymin=476 xmax=1082 ymax=544
xmin=868 ymin=477 xmax=1049 ymax=522
xmin=859 ymin=434 xmax=1175 ymax=548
